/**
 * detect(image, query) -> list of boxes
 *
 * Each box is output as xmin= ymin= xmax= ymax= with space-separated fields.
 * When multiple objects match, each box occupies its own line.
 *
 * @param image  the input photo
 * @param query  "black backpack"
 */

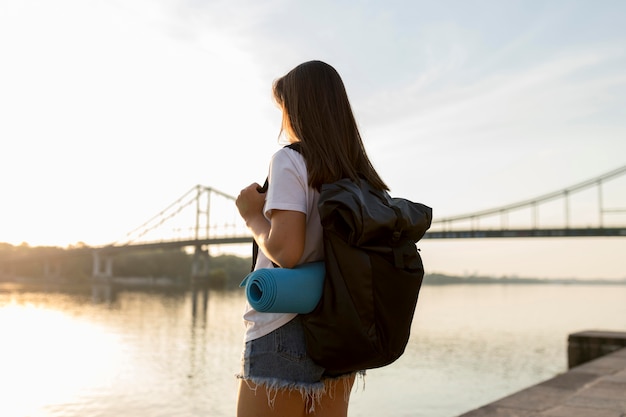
xmin=302 ymin=177 xmax=431 ymax=375
xmin=252 ymin=144 xmax=432 ymax=375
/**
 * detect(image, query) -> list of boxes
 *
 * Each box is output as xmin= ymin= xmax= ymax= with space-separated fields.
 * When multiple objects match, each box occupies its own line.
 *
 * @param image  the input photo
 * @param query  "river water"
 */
xmin=1 ymin=281 xmax=625 ymax=417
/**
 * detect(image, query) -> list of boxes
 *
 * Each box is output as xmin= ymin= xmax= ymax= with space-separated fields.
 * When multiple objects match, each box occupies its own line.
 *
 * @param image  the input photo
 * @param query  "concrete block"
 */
xmin=538 ymin=371 xmax=598 ymax=390
xmin=541 ymin=405 xmax=623 ymax=417
xmin=457 ymin=404 xmax=539 ymax=417
xmin=607 ymin=369 xmax=626 ymax=383
xmin=565 ymin=395 xmax=626 ymax=412
xmin=569 ymin=349 xmax=626 ymax=376
xmin=568 ymin=331 xmax=626 ymax=368
xmin=578 ymin=380 xmax=626 ymax=400
xmin=493 ymin=386 xmax=573 ymax=412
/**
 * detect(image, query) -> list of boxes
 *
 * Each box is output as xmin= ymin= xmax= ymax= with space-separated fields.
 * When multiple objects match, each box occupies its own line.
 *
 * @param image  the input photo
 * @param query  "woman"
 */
xmin=235 ymin=60 xmax=388 ymax=417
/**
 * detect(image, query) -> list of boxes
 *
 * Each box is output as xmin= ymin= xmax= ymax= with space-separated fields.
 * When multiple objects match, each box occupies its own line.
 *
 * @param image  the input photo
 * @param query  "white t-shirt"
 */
xmin=242 ymin=146 xmax=324 ymax=342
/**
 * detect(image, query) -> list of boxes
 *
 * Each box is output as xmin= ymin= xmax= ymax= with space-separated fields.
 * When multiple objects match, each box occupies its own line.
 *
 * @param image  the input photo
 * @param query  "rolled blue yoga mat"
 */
xmin=240 ymin=262 xmax=325 ymax=314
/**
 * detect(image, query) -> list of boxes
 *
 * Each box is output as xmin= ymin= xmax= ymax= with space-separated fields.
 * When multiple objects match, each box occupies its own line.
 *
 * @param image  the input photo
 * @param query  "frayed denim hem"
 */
xmin=236 ymin=371 xmax=365 ymax=414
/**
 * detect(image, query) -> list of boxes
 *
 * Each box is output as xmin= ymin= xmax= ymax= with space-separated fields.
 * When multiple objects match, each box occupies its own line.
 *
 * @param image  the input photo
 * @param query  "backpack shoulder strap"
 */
xmin=285 ymin=142 xmax=302 ymax=153
xmin=250 ymin=143 xmax=301 ymax=271
xmin=250 ymin=178 xmax=269 ymax=271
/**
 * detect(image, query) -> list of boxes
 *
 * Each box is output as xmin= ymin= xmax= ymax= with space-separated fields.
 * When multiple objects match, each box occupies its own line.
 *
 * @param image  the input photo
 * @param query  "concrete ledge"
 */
xmin=568 ymin=330 xmax=626 ymax=368
xmin=458 ymin=331 xmax=626 ymax=417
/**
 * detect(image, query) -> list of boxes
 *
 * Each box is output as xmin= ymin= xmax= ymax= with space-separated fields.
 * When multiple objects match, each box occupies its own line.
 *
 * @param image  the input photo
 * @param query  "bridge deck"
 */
xmin=425 ymin=227 xmax=626 ymax=239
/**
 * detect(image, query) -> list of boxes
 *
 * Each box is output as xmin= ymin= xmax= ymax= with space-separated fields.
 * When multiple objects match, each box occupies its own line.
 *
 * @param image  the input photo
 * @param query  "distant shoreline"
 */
xmin=2 ymin=273 xmax=625 ymax=292
xmin=424 ymin=273 xmax=626 ymax=286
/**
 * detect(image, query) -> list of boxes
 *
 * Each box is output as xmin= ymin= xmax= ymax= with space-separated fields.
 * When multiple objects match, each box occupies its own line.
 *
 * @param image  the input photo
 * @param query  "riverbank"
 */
xmin=458 ymin=331 xmax=626 ymax=416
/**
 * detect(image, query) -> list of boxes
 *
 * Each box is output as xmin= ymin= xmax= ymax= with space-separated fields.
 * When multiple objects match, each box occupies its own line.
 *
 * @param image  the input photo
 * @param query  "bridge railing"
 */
xmin=113 ymin=185 xmax=249 ymax=247
xmin=430 ymin=165 xmax=626 ymax=235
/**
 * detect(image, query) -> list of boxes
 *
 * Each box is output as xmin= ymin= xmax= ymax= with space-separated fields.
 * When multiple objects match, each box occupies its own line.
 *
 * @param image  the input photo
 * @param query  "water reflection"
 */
xmin=190 ymin=282 xmax=209 ymax=328
xmin=0 ymin=298 xmax=124 ymax=417
xmin=0 ymin=282 xmax=625 ymax=417
xmin=91 ymin=282 xmax=115 ymax=304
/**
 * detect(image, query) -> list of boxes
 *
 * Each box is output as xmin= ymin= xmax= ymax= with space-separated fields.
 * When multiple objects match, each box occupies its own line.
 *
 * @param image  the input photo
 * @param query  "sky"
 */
xmin=1 ymin=0 xmax=625 ymax=279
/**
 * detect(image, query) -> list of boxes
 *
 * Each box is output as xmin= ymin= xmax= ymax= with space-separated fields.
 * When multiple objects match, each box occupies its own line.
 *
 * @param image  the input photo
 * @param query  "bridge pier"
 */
xmin=191 ymin=246 xmax=210 ymax=283
xmin=92 ymin=250 xmax=113 ymax=279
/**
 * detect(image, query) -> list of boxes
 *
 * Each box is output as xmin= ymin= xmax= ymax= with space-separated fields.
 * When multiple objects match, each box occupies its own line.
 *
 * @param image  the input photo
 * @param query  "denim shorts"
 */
xmin=237 ymin=316 xmax=363 ymax=404
xmin=239 ymin=316 xmax=325 ymax=388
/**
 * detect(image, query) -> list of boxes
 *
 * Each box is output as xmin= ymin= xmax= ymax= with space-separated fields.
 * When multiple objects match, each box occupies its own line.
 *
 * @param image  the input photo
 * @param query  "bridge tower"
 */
xmin=92 ymin=250 xmax=113 ymax=280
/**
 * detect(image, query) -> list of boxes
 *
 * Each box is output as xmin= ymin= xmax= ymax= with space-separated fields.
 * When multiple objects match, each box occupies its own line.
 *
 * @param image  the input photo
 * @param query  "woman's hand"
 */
xmin=236 ymin=182 xmax=306 ymax=268
xmin=236 ymin=183 xmax=266 ymax=225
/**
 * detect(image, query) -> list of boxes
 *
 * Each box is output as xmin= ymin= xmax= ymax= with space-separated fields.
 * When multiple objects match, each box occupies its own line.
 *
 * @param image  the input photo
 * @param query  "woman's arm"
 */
xmin=236 ymin=183 xmax=306 ymax=269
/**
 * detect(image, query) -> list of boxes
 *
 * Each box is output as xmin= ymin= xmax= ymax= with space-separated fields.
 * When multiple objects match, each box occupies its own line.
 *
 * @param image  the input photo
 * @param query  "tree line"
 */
xmin=0 ymin=242 xmax=252 ymax=290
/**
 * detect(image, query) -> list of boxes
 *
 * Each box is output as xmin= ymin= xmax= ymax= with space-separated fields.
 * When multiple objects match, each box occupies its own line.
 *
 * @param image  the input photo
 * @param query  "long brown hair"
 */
xmin=273 ymin=60 xmax=388 ymax=192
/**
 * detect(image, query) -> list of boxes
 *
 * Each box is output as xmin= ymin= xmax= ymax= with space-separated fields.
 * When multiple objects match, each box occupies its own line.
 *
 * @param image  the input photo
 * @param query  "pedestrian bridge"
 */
xmin=1 ymin=165 xmax=624 ymax=280
xmin=110 ymin=163 xmax=626 ymax=247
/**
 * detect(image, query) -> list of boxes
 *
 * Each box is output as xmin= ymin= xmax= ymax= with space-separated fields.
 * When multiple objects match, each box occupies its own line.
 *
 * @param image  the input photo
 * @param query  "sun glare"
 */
xmin=0 ymin=302 xmax=124 ymax=416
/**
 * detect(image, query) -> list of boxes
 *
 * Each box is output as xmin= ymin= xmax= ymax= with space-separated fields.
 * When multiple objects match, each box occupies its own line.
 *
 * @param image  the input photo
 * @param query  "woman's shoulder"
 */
xmin=271 ymin=145 xmax=306 ymax=169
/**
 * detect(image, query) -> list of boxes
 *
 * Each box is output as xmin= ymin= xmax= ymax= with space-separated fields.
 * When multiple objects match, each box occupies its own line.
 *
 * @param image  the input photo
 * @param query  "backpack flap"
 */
xmin=318 ymin=179 xmax=432 ymax=247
